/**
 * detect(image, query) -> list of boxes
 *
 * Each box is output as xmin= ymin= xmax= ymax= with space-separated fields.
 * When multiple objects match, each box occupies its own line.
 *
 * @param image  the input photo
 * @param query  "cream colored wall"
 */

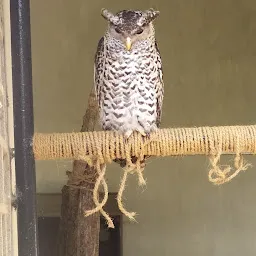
xmin=31 ymin=0 xmax=256 ymax=255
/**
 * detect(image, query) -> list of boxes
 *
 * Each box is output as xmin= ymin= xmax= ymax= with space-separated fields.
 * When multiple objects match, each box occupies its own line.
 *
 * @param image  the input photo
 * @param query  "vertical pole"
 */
xmin=57 ymin=89 xmax=100 ymax=256
xmin=10 ymin=0 xmax=38 ymax=255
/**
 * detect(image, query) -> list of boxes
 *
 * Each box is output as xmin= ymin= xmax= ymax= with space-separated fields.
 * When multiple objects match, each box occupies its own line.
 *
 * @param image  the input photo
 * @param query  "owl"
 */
xmin=94 ymin=8 xmax=164 ymax=168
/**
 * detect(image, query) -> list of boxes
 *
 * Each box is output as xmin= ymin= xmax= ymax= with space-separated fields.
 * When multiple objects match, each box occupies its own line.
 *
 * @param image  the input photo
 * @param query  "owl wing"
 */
xmin=155 ymin=41 xmax=164 ymax=128
xmin=94 ymin=37 xmax=105 ymax=111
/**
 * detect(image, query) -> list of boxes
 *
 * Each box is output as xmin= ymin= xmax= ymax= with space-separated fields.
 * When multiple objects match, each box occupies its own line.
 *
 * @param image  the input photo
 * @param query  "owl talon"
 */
xmin=142 ymin=133 xmax=151 ymax=142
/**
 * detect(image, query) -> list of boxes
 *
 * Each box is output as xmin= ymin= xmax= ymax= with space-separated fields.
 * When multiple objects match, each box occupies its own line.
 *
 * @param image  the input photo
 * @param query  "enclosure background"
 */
xmin=31 ymin=0 xmax=256 ymax=255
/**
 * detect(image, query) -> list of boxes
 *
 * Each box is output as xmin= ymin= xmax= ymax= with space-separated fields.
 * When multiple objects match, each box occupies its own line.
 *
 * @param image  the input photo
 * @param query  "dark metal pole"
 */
xmin=10 ymin=0 xmax=39 ymax=255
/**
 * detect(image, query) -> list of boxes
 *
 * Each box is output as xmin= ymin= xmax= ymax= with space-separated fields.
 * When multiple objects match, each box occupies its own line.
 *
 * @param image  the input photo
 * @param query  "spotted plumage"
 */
xmin=94 ymin=8 xmax=164 ymax=167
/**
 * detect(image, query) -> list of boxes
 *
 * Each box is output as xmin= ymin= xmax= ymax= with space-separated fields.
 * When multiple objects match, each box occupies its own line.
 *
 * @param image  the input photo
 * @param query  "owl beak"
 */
xmin=125 ymin=37 xmax=132 ymax=51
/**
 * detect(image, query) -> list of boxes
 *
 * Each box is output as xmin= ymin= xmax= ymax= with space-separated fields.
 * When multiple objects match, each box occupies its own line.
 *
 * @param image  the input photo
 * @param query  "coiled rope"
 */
xmin=33 ymin=125 xmax=256 ymax=227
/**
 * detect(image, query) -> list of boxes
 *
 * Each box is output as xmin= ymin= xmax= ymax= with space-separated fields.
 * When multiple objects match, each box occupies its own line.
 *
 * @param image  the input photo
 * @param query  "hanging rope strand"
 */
xmin=33 ymin=124 xmax=256 ymax=228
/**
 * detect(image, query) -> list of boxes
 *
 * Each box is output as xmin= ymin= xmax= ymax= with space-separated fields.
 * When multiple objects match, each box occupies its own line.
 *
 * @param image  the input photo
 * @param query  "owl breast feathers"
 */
xmin=94 ymin=8 xmax=164 ymax=139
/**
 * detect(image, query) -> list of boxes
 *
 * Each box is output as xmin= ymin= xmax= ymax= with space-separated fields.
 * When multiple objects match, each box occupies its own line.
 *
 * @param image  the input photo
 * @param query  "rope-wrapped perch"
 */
xmin=33 ymin=125 xmax=256 ymax=160
xmin=33 ymin=125 xmax=256 ymax=227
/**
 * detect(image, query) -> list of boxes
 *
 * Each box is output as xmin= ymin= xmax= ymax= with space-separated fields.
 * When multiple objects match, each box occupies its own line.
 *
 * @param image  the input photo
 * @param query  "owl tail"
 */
xmin=113 ymin=131 xmax=153 ymax=170
xmin=114 ymin=155 xmax=151 ymax=170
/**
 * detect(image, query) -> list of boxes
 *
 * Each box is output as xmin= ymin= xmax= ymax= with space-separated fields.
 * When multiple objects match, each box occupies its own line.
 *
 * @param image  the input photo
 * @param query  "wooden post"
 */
xmin=57 ymin=89 xmax=100 ymax=256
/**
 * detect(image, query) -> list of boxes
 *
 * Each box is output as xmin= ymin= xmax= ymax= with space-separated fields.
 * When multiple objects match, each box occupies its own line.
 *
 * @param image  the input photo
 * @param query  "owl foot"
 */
xmin=141 ymin=132 xmax=151 ymax=143
xmin=145 ymin=132 xmax=151 ymax=140
xmin=124 ymin=130 xmax=133 ymax=141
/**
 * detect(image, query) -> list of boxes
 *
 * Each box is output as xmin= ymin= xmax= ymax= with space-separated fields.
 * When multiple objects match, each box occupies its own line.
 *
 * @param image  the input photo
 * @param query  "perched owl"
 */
xmin=94 ymin=8 xmax=164 ymax=167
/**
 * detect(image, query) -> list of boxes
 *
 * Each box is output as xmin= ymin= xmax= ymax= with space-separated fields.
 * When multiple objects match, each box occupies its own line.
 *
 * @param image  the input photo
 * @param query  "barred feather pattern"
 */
xmin=94 ymin=26 xmax=164 ymax=168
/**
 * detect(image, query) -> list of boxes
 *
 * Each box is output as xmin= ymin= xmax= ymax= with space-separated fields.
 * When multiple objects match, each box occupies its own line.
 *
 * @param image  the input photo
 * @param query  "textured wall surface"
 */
xmin=31 ymin=0 xmax=256 ymax=255
xmin=0 ymin=0 xmax=17 ymax=255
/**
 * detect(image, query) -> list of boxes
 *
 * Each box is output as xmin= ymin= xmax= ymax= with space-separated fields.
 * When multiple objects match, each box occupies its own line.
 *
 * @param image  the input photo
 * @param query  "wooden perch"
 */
xmin=57 ymin=88 xmax=100 ymax=256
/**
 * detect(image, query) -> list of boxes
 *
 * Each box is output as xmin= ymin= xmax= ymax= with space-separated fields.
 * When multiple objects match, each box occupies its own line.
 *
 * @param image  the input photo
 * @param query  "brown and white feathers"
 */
xmin=94 ymin=8 xmax=164 ymax=167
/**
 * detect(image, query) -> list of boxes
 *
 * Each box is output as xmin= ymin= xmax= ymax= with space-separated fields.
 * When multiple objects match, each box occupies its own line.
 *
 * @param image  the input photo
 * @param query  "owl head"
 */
xmin=101 ymin=8 xmax=160 ymax=51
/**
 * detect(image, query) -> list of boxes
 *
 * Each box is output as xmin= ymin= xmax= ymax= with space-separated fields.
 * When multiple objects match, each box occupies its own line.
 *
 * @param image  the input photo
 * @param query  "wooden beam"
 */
xmin=56 ymin=89 xmax=100 ymax=256
xmin=37 ymin=193 xmax=122 ymax=217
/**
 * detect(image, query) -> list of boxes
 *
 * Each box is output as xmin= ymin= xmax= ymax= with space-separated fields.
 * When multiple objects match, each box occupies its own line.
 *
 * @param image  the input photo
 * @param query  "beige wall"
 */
xmin=31 ymin=0 xmax=256 ymax=255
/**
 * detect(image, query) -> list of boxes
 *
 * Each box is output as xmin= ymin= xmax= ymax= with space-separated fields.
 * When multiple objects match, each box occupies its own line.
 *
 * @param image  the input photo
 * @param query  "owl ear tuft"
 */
xmin=138 ymin=9 xmax=160 ymax=26
xmin=101 ymin=8 xmax=119 ymax=25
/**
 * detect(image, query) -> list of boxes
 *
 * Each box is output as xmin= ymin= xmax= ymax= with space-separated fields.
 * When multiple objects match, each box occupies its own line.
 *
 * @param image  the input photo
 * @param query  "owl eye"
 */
xmin=115 ymin=28 xmax=122 ymax=34
xmin=136 ymin=28 xmax=144 ymax=34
